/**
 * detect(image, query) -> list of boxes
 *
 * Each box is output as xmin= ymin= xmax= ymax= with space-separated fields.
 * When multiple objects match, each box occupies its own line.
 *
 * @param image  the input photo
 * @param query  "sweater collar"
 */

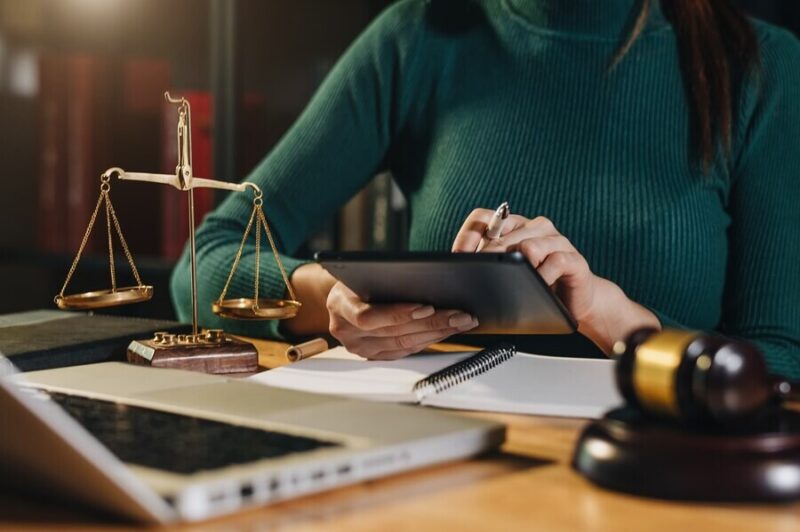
xmin=503 ymin=0 xmax=668 ymax=40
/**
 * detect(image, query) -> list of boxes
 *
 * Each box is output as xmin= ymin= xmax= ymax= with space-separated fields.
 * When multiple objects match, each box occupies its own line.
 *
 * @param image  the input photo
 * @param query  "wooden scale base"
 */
xmin=127 ymin=330 xmax=258 ymax=375
xmin=573 ymin=406 xmax=800 ymax=502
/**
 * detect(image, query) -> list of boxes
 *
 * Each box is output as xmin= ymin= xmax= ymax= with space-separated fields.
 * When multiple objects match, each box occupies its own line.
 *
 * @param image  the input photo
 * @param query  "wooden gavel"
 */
xmin=614 ymin=328 xmax=800 ymax=425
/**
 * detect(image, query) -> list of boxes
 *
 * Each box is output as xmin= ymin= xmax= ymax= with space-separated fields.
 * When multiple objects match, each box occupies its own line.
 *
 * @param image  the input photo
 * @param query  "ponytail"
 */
xmin=615 ymin=0 xmax=760 ymax=172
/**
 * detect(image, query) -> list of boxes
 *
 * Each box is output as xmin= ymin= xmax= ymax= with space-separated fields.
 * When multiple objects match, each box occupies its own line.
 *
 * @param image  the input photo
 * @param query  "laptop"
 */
xmin=0 ymin=356 xmax=504 ymax=523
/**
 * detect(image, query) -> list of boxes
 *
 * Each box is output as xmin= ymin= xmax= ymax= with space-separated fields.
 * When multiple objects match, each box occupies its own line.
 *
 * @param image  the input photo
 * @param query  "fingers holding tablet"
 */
xmin=326 ymin=281 xmax=478 ymax=360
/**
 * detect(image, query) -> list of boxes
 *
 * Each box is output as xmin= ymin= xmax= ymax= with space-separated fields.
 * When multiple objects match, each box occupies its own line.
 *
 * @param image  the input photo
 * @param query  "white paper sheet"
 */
xmin=247 ymin=346 xmax=622 ymax=419
xmin=422 ymin=352 xmax=621 ymax=418
xmin=249 ymin=347 xmax=473 ymax=403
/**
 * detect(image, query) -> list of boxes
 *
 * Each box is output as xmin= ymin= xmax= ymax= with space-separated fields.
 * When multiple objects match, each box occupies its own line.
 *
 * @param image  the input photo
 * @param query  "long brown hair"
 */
xmin=614 ymin=0 xmax=760 ymax=172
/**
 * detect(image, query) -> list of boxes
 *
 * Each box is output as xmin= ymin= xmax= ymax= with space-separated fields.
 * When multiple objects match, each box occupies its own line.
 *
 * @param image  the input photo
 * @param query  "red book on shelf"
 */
xmin=38 ymin=54 xmax=113 ymax=254
xmin=37 ymin=55 xmax=69 ymax=253
xmin=160 ymin=92 xmax=215 ymax=260
xmin=64 ymin=55 xmax=113 ymax=254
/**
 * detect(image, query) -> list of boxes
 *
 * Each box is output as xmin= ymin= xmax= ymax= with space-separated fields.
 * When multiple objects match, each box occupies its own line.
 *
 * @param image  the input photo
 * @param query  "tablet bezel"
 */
xmin=315 ymin=251 xmax=578 ymax=335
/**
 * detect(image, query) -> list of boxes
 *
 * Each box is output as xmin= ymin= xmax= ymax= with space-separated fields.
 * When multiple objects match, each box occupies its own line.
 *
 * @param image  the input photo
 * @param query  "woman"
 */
xmin=171 ymin=0 xmax=800 ymax=378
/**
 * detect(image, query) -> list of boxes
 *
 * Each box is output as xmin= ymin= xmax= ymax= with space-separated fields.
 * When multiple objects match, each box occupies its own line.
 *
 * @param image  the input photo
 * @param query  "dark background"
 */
xmin=0 ymin=0 xmax=796 ymax=321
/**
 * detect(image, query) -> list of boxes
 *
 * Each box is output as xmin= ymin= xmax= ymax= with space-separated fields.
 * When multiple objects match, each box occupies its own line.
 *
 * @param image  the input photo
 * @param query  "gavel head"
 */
xmin=614 ymin=328 xmax=773 ymax=425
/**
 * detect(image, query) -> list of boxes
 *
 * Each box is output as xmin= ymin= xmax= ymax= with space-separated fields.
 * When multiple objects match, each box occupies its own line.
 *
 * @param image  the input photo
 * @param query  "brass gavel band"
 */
xmin=632 ymin=329 xmax=700 ymax=417
xmin=286 ymin=338 xmax=329 ymax=362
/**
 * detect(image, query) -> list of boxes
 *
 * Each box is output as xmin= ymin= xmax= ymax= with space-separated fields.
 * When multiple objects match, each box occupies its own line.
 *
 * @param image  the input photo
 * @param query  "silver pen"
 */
xmin=475 ymin=202 xmax=510 ymax=252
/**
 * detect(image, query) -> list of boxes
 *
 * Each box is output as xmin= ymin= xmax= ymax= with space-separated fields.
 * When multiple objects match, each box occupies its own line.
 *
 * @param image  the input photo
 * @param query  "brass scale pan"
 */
xmin=209 ymin=183 xmax=301 ymax=321
xmin=54 ymin=166 xmax=156 ymax=312
xmin=55 ymin=286 xmax=154 ymax=310
xmin=212 ymin=298 xmax=301 ymax=320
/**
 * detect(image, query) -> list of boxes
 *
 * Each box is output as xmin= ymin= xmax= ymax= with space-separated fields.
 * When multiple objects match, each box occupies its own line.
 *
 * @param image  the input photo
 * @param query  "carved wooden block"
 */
xmin=127 ymin=330 xmax=258 ymax=375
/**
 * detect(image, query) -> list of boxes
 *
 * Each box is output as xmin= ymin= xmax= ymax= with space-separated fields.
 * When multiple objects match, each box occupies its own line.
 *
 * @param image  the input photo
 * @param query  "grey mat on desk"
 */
xmin=0 ymin=310 xmax=188 ymax=371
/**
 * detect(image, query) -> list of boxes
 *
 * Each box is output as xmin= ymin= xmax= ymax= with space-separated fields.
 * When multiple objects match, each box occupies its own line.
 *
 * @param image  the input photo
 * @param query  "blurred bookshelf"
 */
xmin=0 ymin=0 xmax=394 ymax=319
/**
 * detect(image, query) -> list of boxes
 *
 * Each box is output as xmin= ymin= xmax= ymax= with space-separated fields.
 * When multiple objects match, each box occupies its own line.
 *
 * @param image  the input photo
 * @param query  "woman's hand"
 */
xmin=452 ymin=209 xmax=660 ymax=354
xmin=326 ymin=281 xmax=479 ymax=360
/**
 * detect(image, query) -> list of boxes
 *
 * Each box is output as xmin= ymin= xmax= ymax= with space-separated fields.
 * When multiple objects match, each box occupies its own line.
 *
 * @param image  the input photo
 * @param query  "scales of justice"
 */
xmin=54 ymin=92 xmax=301 ymax=374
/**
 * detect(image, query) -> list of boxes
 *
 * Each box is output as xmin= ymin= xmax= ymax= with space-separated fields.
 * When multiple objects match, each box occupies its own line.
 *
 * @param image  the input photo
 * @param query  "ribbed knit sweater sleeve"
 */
xmin=649 ymin=29 xmax=800 ymax=378
xmin=169 ymin=2 xmax=425 ymax=338
xmin=719 ymin=30 xmax=800 ymax=377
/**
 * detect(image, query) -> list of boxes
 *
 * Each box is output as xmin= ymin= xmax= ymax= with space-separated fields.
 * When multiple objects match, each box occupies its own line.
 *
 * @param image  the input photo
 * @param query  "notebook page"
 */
xmin=422 ymin=352 xmax=622 ymax=419
xmin=248 ymin=347 xmax=474 ymax=403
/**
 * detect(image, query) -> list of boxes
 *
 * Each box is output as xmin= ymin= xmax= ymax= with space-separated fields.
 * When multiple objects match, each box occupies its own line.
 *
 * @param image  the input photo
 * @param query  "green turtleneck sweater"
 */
xmin=171 ymin=0 xmax=800 ymax=379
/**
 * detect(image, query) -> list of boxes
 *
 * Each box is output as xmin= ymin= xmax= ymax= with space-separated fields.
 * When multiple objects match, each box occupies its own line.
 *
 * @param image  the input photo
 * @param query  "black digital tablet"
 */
xmin=315 ymin=251 xmax=577 ymax=335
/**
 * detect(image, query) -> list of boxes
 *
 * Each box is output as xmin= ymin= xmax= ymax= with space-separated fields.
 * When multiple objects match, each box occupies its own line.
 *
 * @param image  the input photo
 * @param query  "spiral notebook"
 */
xmin=249 ymin=345 xmax=621 ymax=418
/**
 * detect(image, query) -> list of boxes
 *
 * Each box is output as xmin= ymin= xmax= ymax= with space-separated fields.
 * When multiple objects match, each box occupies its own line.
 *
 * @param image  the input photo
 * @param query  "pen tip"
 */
xmin=499 ymin=202 xmax=510 ymax=217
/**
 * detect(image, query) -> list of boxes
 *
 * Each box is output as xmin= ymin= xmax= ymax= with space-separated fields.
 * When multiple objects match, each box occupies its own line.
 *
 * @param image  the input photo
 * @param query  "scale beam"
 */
xmin=113 ymin=170 xmax=251 ymax=193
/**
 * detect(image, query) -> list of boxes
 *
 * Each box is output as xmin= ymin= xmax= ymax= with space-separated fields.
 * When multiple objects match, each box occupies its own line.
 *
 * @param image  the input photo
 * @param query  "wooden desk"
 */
xmin=2 ymin=340 xmax=799 ymax=531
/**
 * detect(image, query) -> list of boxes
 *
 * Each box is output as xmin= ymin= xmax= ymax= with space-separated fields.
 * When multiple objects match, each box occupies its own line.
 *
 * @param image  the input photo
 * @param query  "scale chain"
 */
xmin=217 ymin=205 xmax=258 ymax=303
xmin=106 ymin=195 xmax=144 ymax=287
xmin=105 ymin=192 xmax=116 ymax=292
xmin=258 ymin=208 xmax=297 ymax=302
xmin=57 ymin=190 xmax=105 ymax=299
xmin=216 ymin=200 xmax=298 ymax=306
xmin=56 ymin=176 xmax=146 ymax=302
xmin=254 ymin=211 xmax=261 ymax=305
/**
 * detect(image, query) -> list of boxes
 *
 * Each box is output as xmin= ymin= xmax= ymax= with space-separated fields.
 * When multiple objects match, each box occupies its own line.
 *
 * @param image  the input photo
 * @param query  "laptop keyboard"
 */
xmin=47 ymin=392 xmax=340 ymax=475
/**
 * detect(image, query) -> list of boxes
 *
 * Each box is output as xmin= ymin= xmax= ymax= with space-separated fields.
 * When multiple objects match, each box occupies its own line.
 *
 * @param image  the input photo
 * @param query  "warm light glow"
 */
xmin=766 ymin=464 xmax=800 ymax=493
xmin=67 ymin=0 xmax=118 ymax=10
xmin=612 ymin=340 xmax=627 ymax=357
xmin=62 ymin=0 xmax=120 ymax=19
xmin=586 ymin=439 xmax=617 ymax=461
xmin=8 ymin=48 xmax=38 ymax=97
xmin=716 ymin=350 xmax=743 ymax=373
xmin=696 ymin=354 xmax=712 ymax=371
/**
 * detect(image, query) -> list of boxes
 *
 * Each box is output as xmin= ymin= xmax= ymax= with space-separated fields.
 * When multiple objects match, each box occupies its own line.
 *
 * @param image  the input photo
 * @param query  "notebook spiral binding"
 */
xmin=412 ymin=343 xmax=516 ymax=401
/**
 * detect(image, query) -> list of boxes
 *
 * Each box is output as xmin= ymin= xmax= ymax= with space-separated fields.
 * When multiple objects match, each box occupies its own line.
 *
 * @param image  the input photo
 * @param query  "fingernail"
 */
xmin=460 ymin=318 xmax=479 ymax=331
xmin=411 ymin=306 xmax=435 ymax=319
xmin=449 ymin=312 xmax=474 ymax=328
